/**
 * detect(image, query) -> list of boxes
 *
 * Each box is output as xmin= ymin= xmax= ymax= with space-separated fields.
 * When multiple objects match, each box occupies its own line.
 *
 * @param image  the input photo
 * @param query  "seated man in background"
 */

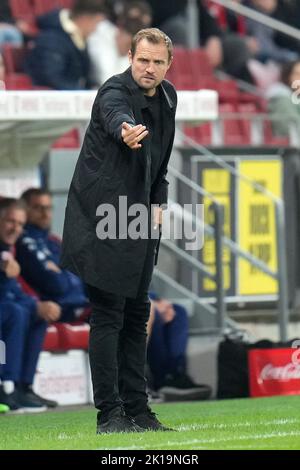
xmin=0 ymin=0 xmax=25 ymax=49
xmin=147 ymin=292 xmax=212 ymax=401
xmin=0 ymin=281 xmax=28 ymax=412
xmin=25 ymin=0 xmax=108 ymax=90
xmin=17 ymin=188 xmax=89 ymax=322
xmin=0 ymin=198 xmax=60 ymax=411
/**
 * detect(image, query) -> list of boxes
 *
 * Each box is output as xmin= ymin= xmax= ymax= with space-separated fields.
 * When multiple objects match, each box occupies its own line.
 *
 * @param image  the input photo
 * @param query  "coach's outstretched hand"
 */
xmin=122 ymin=122 xmax=148 ymax=149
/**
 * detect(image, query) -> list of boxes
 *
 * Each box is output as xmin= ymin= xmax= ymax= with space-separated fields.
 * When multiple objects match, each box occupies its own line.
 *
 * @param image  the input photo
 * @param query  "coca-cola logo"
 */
xmin=259 ymin=363 xmax=300 ymax=384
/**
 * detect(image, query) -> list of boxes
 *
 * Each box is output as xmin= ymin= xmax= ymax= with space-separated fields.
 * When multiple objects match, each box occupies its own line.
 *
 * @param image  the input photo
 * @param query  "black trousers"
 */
xmin=87 ymin=239 xmax=157 ymax=421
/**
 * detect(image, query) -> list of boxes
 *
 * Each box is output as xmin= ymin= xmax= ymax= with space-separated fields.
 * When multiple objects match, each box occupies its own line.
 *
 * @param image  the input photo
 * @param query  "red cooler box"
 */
xmin=248 ymin=348 xmax=300 ymax=397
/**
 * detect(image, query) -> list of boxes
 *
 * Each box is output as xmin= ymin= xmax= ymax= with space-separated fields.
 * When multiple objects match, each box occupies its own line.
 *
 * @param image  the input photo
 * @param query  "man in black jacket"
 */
xmin=61 ymin=28 xmax=177 ymax=433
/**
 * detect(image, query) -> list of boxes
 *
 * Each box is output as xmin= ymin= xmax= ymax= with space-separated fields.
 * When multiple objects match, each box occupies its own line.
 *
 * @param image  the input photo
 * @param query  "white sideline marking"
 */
xmin=57 ymin=432 xmax=85 ymax=440
xmin=101 ymin=429 xmax=300 ymax=451
xmin=177 ymin=418 xmax=298 ymax=432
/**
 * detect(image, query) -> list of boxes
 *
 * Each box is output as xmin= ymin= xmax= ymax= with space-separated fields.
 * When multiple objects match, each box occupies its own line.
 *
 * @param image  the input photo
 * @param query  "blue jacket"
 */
xmin=16 ymin=224 xmax=88 ymax=309
xmin=0 ymin=243 xmax=37 ymax=314
xmin=25 ymin=9 xmax=93 ymax=90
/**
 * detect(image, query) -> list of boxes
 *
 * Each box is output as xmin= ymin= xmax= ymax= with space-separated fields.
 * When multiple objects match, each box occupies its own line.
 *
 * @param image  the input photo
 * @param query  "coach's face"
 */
xmin=129 ymin=38 xmax=172 ymax=96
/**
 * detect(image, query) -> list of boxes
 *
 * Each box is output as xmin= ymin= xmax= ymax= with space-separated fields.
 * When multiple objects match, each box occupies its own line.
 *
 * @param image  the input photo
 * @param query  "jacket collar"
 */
xmin=25 ymin=223 xmax=49 ymax=239
xmin=59 ymin=9 xmax=86 ymax=50
xmin=122 ymin=67 xmax=175 ymax=110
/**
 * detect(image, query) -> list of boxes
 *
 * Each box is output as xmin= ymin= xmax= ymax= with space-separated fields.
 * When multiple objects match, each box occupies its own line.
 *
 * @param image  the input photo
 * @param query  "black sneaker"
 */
xmin=17 ymin=388 xmax=47 ymax=413
xmin=24 ymin=387 xmax=58 ymax=408
xmin=0 ymin=386 xmax=22 ymax=412
xmin=159 ymin=373 xmax=212 ymax=401
xmin=131 ymin=408 xmax=174 ymax=432
xmin=97 ymin=409 xmax=144 ymax=434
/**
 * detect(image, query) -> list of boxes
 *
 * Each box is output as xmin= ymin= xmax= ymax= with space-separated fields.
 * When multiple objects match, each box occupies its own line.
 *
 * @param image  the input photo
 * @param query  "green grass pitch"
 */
xmin=1 ymin=395 xmax=300 ymax=450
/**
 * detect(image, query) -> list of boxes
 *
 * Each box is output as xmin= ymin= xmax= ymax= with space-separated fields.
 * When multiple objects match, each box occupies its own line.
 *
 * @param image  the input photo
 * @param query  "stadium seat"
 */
xmin=214 ymin=79 xmax=239 ymax=104
xmin=57 ymin=0 xmax=74 ymax=9
xmin=9 ymin=0 xmax=34 ymax=21
xmin=52 ymin=128 xmax=81 ymax=149
xmin=32 ymin=0 xmax=60 ymax=16
xmin=184 ymin=123 xmax=213 ymax=146
xmin=189 ymin=48 xmax=213 ymax=79
xmin=4 ymin=73 xmax=33 ymax=90
xmin=237 ymin=103 xmax=258 ymax=146
xmin=2 ymin=44 xmax=28 ymax=74
xmin=43 ymin=325 xmax=60 ymax=351
xmin=171 ymin=47 xmax=198 ymax=90
xmin=56 ymin=322 xmax=90 ymax=351
xmin=220 ymin=103 xmax=244 ymax=146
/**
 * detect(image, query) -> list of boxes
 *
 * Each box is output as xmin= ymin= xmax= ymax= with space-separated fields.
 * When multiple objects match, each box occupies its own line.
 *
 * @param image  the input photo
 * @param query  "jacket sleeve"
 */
xmin=97 ymin=79 xmax=136 ymax=143
xmin=151 ymin=172 xmax=169 ymax=206
xmin=16 ymin=239 xmax=70 ymax=298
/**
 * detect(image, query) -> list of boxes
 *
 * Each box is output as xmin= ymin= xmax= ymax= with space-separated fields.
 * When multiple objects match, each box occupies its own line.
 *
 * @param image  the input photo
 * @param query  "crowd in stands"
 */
xmin=0 ymin=189 xmax=210 ymax=412
xmin=1 ymin=0 xmax=300 ymax=139
xmin=0 ymin=0 xmax=299 ymax=86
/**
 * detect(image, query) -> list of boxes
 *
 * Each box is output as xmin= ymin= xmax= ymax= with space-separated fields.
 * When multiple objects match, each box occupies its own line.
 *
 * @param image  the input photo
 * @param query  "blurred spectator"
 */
xmin=267 ymin=60 xmax=300 ymax=136
xmin=147 ymin=0 xmax=253 ymax=83
xmin=147 ymin=0 xmax=187 ymax=46
xmin=246 ymin=0 xmax=298 ymax=63
xmin=207 ymin=0 xmax=247 ymax=35
xmin=147 ymin=292 xmax=212 ymax=401
xmin=0 ymin=0 xmax=23 ymax=48
xmin=0 ymin=198 xmax=60 ymax=411
xmin=17 ymin=188 xmax=89 ymax=322
xmin=198 ymin=1 xmax=254 ymax=83
xmin=89 ymin=15 xmax=146 ymax=85
xmin=270 ymin=0 xmax=300 ymax=57
xmin=121 ymin=0 xmax=152 ymax=27
xmin=26 ymin=0 xmax=108 ymax=90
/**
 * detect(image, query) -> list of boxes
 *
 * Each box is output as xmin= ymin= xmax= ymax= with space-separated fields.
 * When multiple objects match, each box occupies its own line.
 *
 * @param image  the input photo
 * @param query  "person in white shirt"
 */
xmin=88 ymin=15 xmax=146 ymax=85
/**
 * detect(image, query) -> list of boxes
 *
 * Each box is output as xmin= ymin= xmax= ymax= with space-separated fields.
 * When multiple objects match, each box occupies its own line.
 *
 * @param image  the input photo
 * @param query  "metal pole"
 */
xmin=213 ymin=202 xmax=226 ymax=331
xmin=211 ymin=0 xmax=300 ymax=41
xmin=186 ymin=0 xmax=199 ymax=48
xmin=275 ymin=201 xmax=289 ymax=341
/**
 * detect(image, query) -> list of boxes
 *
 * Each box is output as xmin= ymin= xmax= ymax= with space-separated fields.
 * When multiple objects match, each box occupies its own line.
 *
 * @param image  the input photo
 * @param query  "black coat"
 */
xmin=60 ymin=68 xmax=177 ymax=298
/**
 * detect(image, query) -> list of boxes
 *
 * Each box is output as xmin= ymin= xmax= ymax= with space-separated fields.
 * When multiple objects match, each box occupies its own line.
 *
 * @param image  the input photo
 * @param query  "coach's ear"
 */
xmin=128 ymin=49 xmax=133 ymax=65
xmin=166 ymin=55 xmax=173 ymax=72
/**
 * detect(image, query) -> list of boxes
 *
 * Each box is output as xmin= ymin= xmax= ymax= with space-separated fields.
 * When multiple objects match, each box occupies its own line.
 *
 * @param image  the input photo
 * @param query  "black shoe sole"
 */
xmin=97 ymin=425 xmax=143 ymax=434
